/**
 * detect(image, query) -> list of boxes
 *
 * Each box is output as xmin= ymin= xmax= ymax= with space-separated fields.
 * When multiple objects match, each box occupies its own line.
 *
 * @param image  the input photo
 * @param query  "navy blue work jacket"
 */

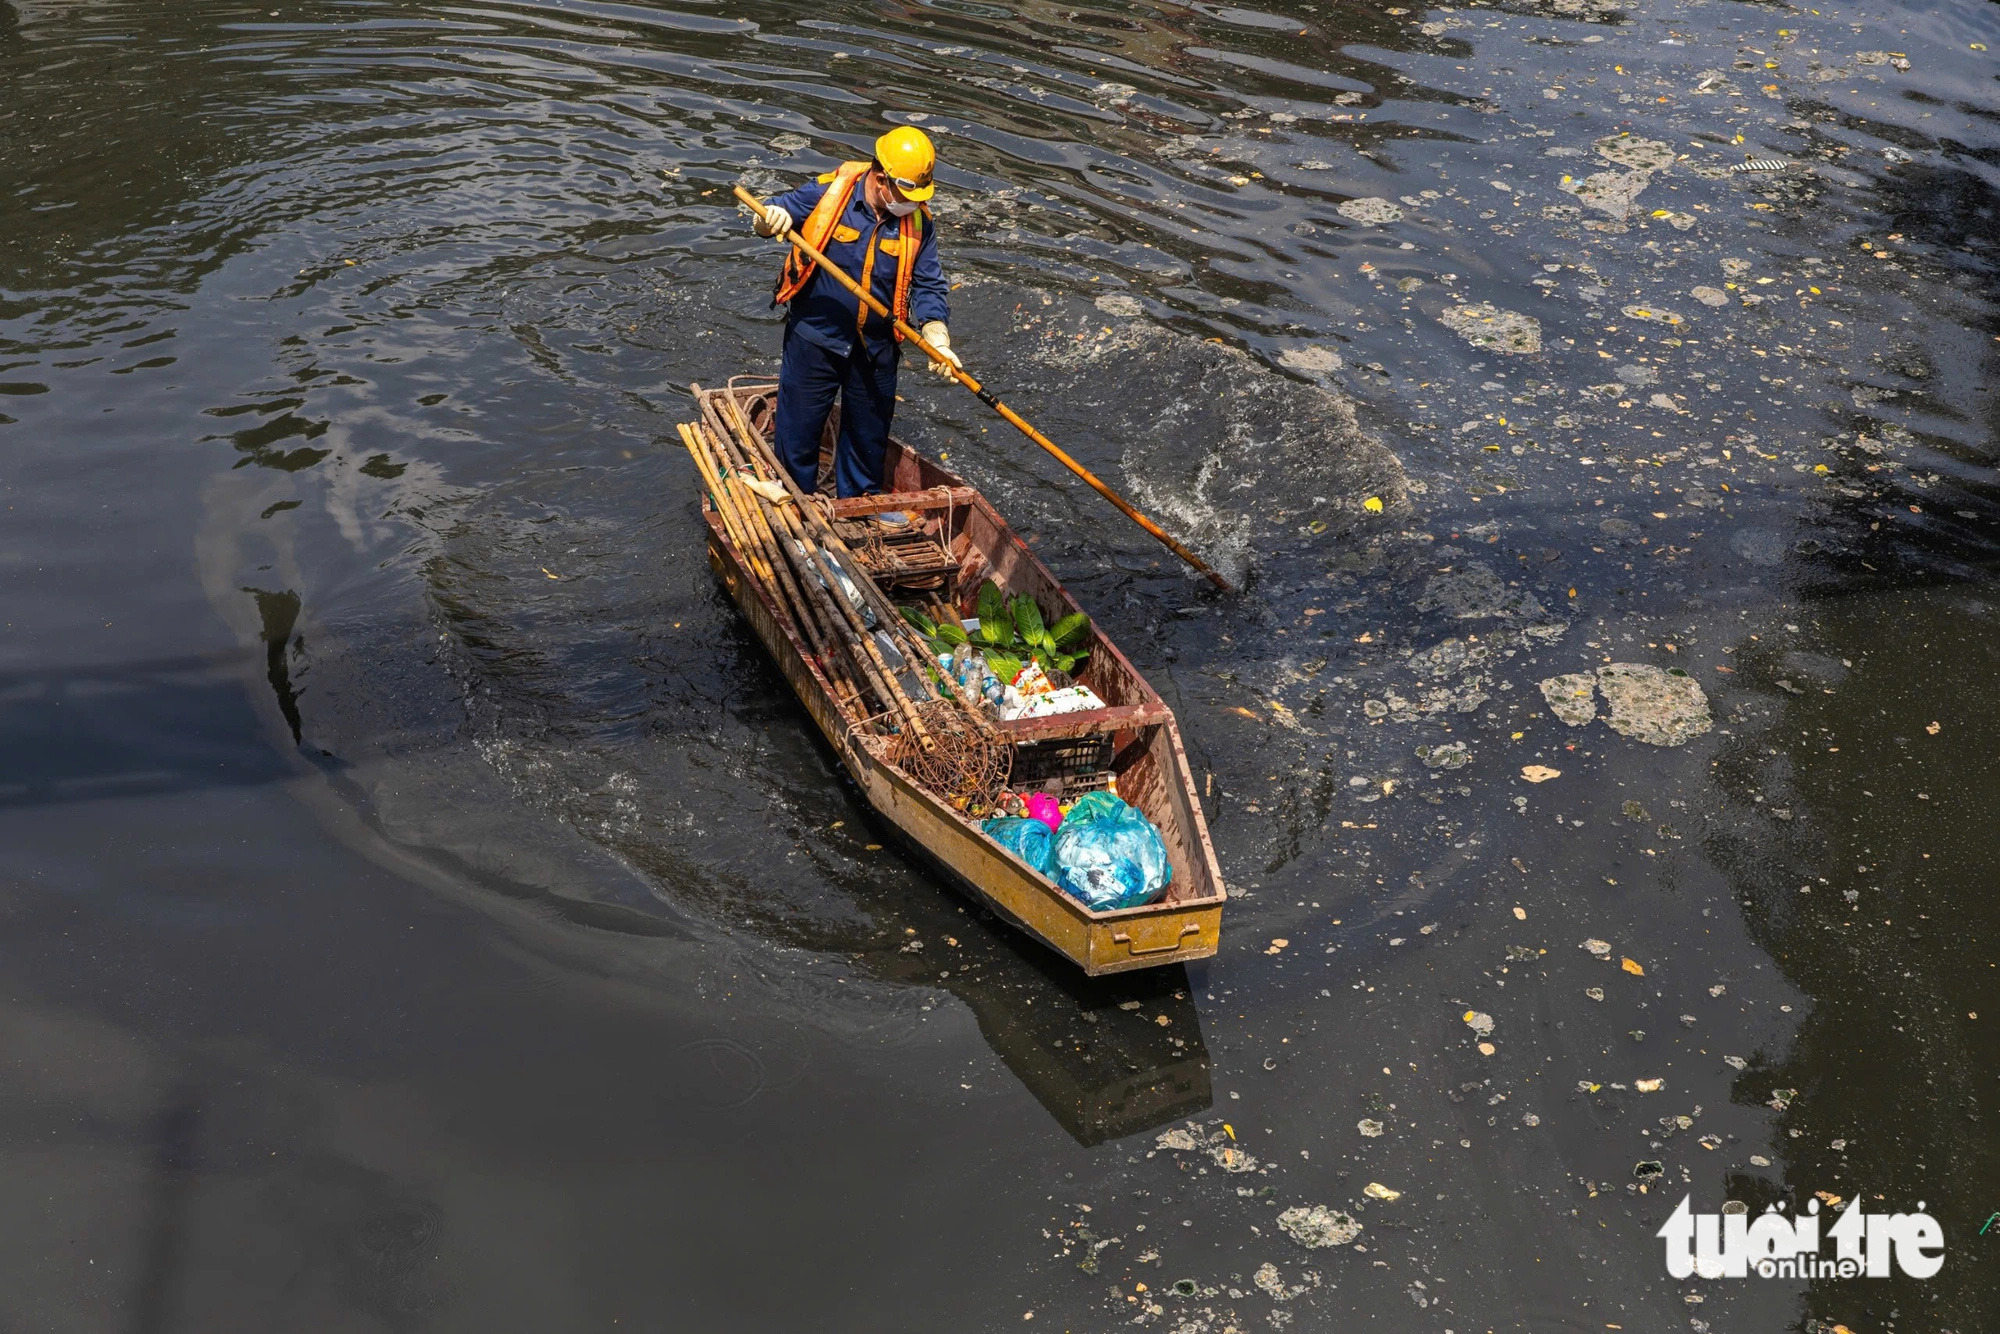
xmin=768 ymin=177 xmax=950 ymax=357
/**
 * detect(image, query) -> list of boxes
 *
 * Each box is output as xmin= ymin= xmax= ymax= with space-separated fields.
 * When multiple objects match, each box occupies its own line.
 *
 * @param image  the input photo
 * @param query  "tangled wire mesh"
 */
xmin=890 ymin=699 xmax=1012 ymax=812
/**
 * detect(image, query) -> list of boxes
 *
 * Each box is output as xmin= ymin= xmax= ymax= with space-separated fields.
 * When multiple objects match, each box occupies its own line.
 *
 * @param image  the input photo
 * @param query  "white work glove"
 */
xmin=921 ymin=321 xmax=962 ymax=379
xmin=752 ymin=203 xmax=793 ymax=238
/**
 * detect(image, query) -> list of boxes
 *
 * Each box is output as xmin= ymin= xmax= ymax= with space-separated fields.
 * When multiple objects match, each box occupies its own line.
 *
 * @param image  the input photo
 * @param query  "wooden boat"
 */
xmin=688 ymin=379 xmax=1224 ymax=976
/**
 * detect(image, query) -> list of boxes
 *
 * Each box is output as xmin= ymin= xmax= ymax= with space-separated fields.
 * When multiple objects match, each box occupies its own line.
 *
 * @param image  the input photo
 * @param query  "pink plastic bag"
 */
xmin=1025 ymin=792 xmax=1063 ymax=832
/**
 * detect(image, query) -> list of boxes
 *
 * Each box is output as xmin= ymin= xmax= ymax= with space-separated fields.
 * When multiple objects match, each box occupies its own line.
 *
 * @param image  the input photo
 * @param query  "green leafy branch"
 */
xmin=901 ymin=580 xmax=1091 ymax=686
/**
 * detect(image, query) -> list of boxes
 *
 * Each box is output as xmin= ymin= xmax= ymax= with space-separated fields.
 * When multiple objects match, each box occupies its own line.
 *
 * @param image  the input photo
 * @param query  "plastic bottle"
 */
xmin=872 ymin=629 xmax=907 ymax=671
xmin=817 ymin=547 xmax=875 ymax=628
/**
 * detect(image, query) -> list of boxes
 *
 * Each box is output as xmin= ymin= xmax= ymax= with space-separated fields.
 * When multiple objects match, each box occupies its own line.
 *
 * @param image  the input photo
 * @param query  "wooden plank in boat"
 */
xmin=995 ymin=701 xmax=1174 ymax=742
xmin=831 ymin=488 xmax=979 ymax=517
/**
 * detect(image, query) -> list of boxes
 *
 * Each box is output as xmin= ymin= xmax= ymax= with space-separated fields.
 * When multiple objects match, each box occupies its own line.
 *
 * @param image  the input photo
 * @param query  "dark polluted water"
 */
xmin=3 ymin=0 xmax=1997 ymax=1327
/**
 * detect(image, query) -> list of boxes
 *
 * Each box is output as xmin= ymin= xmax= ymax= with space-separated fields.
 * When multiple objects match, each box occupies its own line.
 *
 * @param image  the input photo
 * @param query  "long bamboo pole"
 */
xmin=692 ymin=412 xmax=932 ymax=742
xmin=732 ymin=184 xmax=1231 ymax=592
xmin=708 ymin=386 xmax=971 ymax=727
xmin=711 ymin=390 xmax=925 ymax=659
xmin=683 ymin=423 xmax=894 ymax=722
xmin=687 ymin=423 xmax=862 ymax=713
xmin=697 ymin=418 xmax=876 ymax=718
xmin=679 ymin=423 xmax=768 ymax=584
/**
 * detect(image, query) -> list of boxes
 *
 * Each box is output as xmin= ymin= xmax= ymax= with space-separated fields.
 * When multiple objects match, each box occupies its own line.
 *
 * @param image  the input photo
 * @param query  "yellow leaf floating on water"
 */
xmin=1622 ymin=957 xmax=1646 ymax=976
xmin=1364 ymin=496 xmax=1385 ymax=512
xmin=541 ymin=567 xmax=560 ymax=580
xmin=1363 ymin=1182 xmax=1402 ymax=1201
xmin=1635 ymin=1077 xmax=1664 ymax=1092
xmin=1521 ymin=765 xmax=1561 ymax=783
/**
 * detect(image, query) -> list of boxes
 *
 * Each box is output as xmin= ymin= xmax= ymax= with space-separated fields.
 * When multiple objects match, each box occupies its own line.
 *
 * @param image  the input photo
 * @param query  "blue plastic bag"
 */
xmin=1052 ymin=793 xmax=1172 ymax=911
xmin=981 ymin=815 xmax=1057 ymax=876
xmin=1063 ymin=789 xmax=1126 ymax=826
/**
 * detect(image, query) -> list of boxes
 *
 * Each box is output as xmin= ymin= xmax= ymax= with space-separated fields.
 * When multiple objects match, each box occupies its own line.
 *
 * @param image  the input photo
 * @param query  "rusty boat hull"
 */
xmin=692 ymin=381 xmax=1224 ymax=976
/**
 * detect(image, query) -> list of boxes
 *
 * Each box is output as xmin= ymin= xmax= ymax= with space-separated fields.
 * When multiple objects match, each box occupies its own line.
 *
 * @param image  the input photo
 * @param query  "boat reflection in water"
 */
xmin=958 ymin=954 xmax=1210 ymax=1146
xmin=871 ymin=917 xmax=1210 ymax=1147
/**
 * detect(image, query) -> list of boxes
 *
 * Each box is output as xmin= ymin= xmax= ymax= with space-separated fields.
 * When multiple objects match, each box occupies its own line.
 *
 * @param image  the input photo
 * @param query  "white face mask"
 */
xmin=883 ymin=198 xmax=919 ymax=217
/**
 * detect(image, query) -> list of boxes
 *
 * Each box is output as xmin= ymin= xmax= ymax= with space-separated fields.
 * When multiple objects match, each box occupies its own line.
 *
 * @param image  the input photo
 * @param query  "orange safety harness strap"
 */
xmin=772 ymin=161 xmax=924 ymax=339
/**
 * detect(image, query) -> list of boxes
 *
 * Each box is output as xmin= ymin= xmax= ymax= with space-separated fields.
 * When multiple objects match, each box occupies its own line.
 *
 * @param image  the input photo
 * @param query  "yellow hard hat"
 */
xmin=873 ymin=125 xmax=937 ymax=202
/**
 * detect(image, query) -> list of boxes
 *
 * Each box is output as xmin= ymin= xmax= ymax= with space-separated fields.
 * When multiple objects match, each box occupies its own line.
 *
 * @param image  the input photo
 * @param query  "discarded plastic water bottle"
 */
xmin=815 ymin=546 xmax=875 ymax=628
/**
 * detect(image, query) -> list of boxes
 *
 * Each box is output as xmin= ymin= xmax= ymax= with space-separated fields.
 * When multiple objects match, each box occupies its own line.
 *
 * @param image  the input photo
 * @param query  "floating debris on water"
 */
xmin=1417 ymin=740 xmax=1471 ymax=769
xmin=1731 ymin=158 xmax=1793 ymax=172
xmin=1594 ymin=134 xmax=1678 ymax=172
xmin=1596 ymin=663 xmax=1713 ymax=746
xmin=1539 ymin=673 xmax=1597 ymax=725
xmin=1437 ymin=302 xmax=1542 ymax=354
xmin=1211 ymin=1144 xmax=1259 ymax=1172
xmin=1337 ymin=196 xmax=1403 ymax=225
xmin=1357 ymin=1118 xmax=1385 ymax=1137
xmin=1277 ymin=344 xmax=1343 ymax=374
xmin=1418 ymin=562 xmax=1544 ymax=618
xmin=1362 ymin=1181 xmax=1402 ymax=1202
xmin=1463 ymin=1009 xmax=1495 ymax=1036
xmin=1562 ymin=169 xmax=1651 ymax=220
xmin=1093 ymin=292 xmax=1142 ymax=317
xmin=1278 ymin=1204 xmax=1363 ymax=1248
xmin=1537 ymin=664 xmax=1711 ymax=746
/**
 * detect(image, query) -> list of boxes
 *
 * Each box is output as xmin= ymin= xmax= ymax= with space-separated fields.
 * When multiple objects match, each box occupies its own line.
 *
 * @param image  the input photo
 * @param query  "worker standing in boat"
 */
xmin=749 ymin=126 xmax=960 ymax=503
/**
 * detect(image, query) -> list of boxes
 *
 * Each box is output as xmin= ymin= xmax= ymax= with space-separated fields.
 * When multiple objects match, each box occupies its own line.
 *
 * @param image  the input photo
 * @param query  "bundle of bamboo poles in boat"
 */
xmin=678 ymin=386 xmax=1010 ymax=809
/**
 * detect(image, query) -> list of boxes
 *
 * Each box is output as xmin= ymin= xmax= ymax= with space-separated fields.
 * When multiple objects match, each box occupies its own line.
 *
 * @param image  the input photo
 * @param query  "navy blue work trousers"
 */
xmin=772 ymin=325 xmax=899 ymax=499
